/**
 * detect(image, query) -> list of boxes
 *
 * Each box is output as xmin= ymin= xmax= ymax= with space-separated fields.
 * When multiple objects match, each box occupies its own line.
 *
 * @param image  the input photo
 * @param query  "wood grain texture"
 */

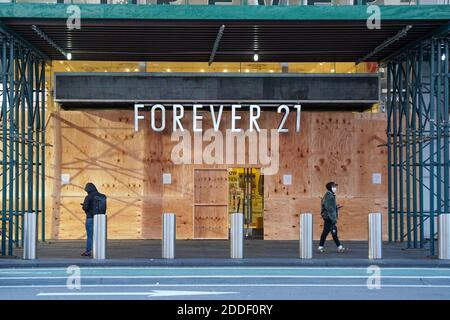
xmin=45 ymin=110 xmax=387 ymax=240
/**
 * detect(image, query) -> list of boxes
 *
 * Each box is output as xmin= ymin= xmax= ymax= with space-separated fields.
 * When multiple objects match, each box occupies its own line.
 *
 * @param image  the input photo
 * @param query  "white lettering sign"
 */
xmin=133 ymin=104 xmax=302 ymax=134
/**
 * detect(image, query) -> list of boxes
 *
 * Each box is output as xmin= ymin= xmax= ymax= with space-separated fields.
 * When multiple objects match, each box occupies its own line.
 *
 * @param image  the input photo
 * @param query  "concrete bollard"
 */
xmin=162 ymin=213 xmax=176 ymax=259
xmin=438 ymin=213 xmax=450 ymax=260
xmin=93 ymin=214 xmax=107 ymax=260
xmin=299 ymin=213 xmax=313 ymax=259
xmin=368 ymin=212 xmax=383 ymax=260
xmin=23 ymin=211 xmax=37 ymax=260
xmin=230 ymin=213 xmax=244 ymax=259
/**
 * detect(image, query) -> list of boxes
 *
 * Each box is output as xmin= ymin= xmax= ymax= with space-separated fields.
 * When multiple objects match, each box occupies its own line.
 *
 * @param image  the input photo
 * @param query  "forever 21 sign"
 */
xmin=134 ymin=104 xmax=302 ymax=133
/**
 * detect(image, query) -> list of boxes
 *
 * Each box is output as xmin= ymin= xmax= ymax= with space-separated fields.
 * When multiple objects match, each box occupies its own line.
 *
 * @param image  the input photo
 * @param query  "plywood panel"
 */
xmin=46 ymin=109 xmax=388 ymax=241
xmin=309 ymin=112 xmax=357 ymax=197
xmin=194 ymin=169 xmax=228 ymax=239
xmin=264 ymin=111 xmax=312 ymax=199
xmin=194 ymin=169 xmax=228 ymax=204
xmin=194 ymin=205 xmax=228 ymax=239
xmin=264 ymin=197 xmax=388 ymax=241
xmin=49 ymin=110 xmax=145 ymax=239
xmin=264 ymin=112 xmax=389 ymax=241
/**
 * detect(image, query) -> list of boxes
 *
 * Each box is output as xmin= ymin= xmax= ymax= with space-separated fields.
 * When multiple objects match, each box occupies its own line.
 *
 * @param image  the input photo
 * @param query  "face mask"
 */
xmin=331 ymin=187 xmax=337 ymax=193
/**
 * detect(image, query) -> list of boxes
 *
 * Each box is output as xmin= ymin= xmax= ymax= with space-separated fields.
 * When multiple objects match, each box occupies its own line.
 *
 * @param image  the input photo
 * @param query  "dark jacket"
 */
xmin=82 ymin=183 xmax=99 ymax=218
xmin=321 ymin=190 xmax=338 ymax=224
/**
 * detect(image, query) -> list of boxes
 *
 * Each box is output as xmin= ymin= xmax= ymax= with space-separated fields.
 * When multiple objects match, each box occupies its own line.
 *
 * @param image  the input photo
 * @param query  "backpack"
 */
xmin=93 ymin=193 xmax=107 ymax=215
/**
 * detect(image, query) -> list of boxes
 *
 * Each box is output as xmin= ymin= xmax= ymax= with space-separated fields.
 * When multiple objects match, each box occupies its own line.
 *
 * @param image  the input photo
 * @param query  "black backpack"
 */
xmin=93 ymin=193 xmax=107 ymax=215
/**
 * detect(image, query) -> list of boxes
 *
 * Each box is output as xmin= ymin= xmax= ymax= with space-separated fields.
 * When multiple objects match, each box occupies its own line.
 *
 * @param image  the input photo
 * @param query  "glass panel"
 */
xmin=228 ymin=168 xmax=264 ymax=239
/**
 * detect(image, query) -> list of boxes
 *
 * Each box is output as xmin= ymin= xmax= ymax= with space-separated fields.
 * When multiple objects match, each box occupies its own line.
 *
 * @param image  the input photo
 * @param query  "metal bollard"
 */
xmin=368 ymin=212 xmax=383 ymax=260
xmin=93 ymin=214 xmax=107 ymax=260
xmin=299 ymin=213 xmax=313 ymax=259
xmin=438 ymin=214 xmax=450 ymax=260
xmin=23 ymin=212 xmax=37 ymax=260
xmin=230 ymin=213 xmax=244 ymax=259
xmin=162 ymin=213 xmax=176 ymax=259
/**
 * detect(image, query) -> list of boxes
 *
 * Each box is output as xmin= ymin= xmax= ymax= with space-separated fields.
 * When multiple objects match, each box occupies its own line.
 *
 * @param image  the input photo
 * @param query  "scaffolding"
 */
xmin=0 ymin=28 xmax=47 ymax=256
xmin=385 ymin=29 xmax=450 ymax=256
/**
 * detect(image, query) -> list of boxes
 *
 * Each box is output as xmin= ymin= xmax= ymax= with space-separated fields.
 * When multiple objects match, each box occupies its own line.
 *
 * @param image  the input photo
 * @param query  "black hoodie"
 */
xmin=82 ymin=183 xmax=99 ymax=218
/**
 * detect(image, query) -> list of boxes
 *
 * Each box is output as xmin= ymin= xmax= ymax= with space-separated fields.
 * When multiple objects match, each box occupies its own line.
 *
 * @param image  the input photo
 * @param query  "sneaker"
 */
xmin=317 ymin=246 xmax=325 ymax=253
xmin=81 ymin=251 xmax=91 ymax=257
xmin=337 ymin=246 xmax=346 ymax=253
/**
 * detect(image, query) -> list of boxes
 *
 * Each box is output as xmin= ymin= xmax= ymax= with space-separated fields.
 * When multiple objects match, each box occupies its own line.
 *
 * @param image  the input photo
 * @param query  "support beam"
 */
xmin=385 ymin=34 xmax=450 ymax=256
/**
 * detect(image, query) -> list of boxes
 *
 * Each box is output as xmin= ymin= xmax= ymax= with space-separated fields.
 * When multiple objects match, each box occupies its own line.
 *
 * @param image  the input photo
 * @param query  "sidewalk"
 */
xmin=1 ymin=240 xmax=449 ymax=268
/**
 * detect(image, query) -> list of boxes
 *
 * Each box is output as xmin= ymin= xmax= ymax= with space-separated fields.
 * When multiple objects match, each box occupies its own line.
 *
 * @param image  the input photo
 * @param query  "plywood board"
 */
xmin=46 ymin=109 xmax=388 ymax=241
xmin=194 ymin=205 xmax=229 ymax=239
xmin=193 ymin=169 xmax=228 ymax=239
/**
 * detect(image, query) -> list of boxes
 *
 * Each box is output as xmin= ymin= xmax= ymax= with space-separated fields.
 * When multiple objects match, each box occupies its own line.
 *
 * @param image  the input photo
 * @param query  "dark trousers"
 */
xmin=319 ymin=219 xmax=341 ymax=247
xmin=85 ymin=217 xmax=94 ymax=252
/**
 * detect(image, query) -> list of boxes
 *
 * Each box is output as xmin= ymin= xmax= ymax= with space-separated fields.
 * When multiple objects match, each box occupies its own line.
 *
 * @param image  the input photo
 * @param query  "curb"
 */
xmin=1 ymin=258 xmax=450 ymax=268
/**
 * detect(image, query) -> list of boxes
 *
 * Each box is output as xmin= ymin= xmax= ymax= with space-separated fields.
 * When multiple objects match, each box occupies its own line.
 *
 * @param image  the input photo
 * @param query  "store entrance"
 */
xmin=228 ymin=168 xmax=264 ymax=239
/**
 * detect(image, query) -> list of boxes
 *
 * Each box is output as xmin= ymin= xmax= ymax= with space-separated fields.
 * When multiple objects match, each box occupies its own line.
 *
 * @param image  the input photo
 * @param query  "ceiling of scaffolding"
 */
xmin=0 ymin=4 xmax=449 ymax=62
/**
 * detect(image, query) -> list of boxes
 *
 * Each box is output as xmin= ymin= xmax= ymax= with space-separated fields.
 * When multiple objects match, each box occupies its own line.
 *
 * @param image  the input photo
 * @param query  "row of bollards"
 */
xmin=22 ymin=212 xmax=450 ymax=260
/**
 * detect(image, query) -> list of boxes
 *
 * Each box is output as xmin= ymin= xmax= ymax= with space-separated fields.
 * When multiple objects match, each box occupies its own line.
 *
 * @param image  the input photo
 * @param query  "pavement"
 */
xmin=1 ymin=240 xmax=449 ymax=268
xmin=1 ymin=266 xmax=450 ymax=300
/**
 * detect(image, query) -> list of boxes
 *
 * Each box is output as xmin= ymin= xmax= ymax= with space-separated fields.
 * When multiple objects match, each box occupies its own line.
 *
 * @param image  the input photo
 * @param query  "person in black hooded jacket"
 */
xmin=318 ymin=181 xmax=346 ymax=253
xmin=80 ymin=182 xmax=99 ymax=256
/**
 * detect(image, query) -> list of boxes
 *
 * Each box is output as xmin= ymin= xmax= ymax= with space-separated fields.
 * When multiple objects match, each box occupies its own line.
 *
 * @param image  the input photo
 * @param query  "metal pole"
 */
xmin=93 ymin=214 xmax=107 ymax=260
xmin=443 ymin=39 xmax=450 ymax=224
xmin=443 ymin=39 xmax=449 ymax=223
xmin=23 ymin=211 xmax=37 ymax=260
xmin=398 ymin=63 xmax=405 ymax=243
xmin=40 ymin=61 xmax=45 ymax=242
xmin=411 ymin=52 xmax=418 ymax=248
xmin=7 ymin=38 xmax=13 ymax=255
xmin=405 ymin=56 xmax=412 ymax=249
xmin=162 ymin=212 xmax=175 ymax=259
xmin=387 ymin=62 xmax=393 ymax=243
xmin=438 ymin=214 xmax=450 ymax=260
xmin=1 ymin=39 xmax=8 ymax=255
xmin=34 ymin=58 xmax=40 ymax=247
xmin=418 ymin=45 xmax=425 ymax=249
xmin=14 ymin=46 xmax=20 ymax=248
xmin=392 ymin=63 xmax=399 ymax=242
xmin=430 ymin=40 xmax=436 ymax=255
xmin=230 ymin=212 xmax=244 ymax=259
xmin=368 ymin=212 xmax=383 ymax=260
xmin=299 ymin=213 xmax=313 ymax=259
xmin=20 ymin=53 xmax=26 ymax=248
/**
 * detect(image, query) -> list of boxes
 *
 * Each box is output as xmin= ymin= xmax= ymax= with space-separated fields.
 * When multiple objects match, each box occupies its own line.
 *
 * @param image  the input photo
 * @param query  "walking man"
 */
xmin=318 ymin=181 xmax=346 ymax=253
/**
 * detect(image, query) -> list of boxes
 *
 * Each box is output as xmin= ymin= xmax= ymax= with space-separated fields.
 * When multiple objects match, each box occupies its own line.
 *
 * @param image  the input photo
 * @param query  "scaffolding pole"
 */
xmin=386 ymin=35 xmax=450 ymax=256
xmin=0 ymin=32 xmax=46 ymax=256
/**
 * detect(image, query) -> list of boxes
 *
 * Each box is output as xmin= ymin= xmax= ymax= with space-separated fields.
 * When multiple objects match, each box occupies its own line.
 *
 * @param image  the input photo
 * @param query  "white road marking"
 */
xmin=0 ymin=283 xmax=450 ymax=289
xmin=37 ymin=290 xmax=237 ymax=297
xmin=0 ymin=271 xmax=52 ymax=274
xmin=1 ymin=275 xmax=450 ymax=280
xmin=2 ymin=267 xmax=450 ymax=272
